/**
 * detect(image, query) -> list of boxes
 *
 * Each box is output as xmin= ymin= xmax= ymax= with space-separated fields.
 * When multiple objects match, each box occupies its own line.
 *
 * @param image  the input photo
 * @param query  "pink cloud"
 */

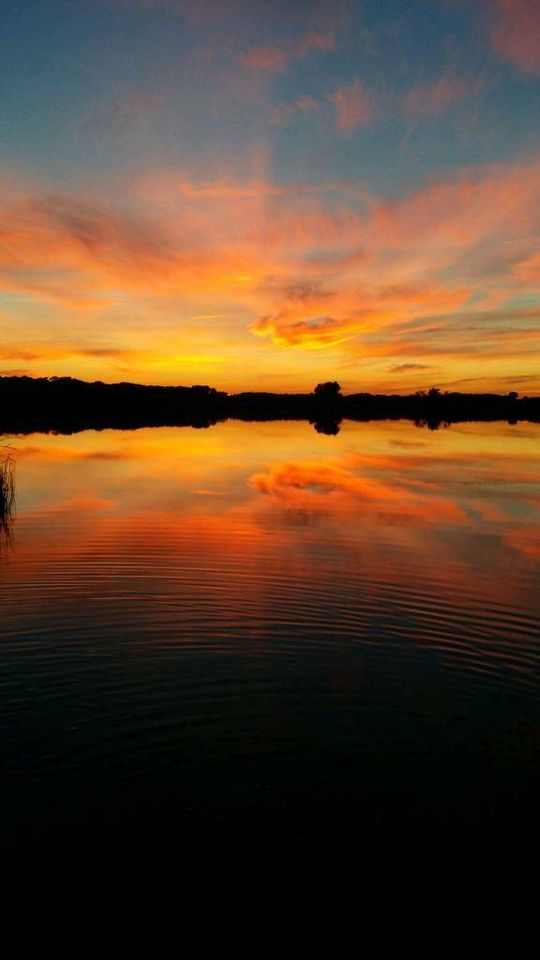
xmin=295 ymin=31 xmax=336 ymax=58
xmin=270 ymin=94 xmax=319 ymax=127
xmin=488 ymin=0 xmax=540 ymax=73
xmin=295 ymin=94 xmax=319 ymax=112
xmin=403 ymin=70 xmax=485 ymax=122
xmin=242 ymin=46 xmax=288 ymax=73
xmin=241 ymin=30 xmax=335 ymax=73
xmin=328 ymin=79 xmax=373 ymax=133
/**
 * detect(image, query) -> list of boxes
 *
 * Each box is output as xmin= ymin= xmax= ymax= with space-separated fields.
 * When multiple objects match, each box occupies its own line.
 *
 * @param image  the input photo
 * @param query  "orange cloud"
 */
xmin=328 ymin=78 xmax=374 ymax=133
xmin=488 ymin=0 xmax=540 ymax=73
xmin=3 ymin=157 xmax=538 ymax=326
xmin=250 ymin=459 xmax=467 ymax=526
xmin=252 ymin=284 xmax=471 ymax=348
xmin=0 ymin=193 xmax=180 ymax=307
xmin=513 ymin=251 xmax=540 ymax=280
xmin=0 ymin=153 xmax=539 ymax=390
xmin=251 ymin=460 xmax=406 ymax=502
xmin=370 ymin=160 xmax=540 ymax=252
xmin=389 ymin=363 xmax=434 ymax=373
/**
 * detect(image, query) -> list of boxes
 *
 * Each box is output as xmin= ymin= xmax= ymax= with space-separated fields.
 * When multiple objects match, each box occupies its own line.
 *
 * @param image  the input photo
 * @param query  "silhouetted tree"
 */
xmin=314 ymin=381 xmax=341 ymax=400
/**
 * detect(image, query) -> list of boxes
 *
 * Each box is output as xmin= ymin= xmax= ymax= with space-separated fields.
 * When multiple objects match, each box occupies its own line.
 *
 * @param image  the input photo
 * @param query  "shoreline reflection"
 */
xmin=1 ymin=420 xmax=538 ymax=850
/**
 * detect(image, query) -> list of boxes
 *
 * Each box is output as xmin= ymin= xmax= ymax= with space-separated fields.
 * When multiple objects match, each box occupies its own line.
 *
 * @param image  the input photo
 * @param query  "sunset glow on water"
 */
xmin=1 ymin=420 xmax=538 ymax=852
xmin=2 ymin=0 xmax=540 ymax=868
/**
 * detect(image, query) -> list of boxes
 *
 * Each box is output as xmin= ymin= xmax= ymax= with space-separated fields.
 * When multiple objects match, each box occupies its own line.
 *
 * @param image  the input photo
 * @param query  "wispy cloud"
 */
xmin=487 ymin=0 xmax=540 ymax=74
xmin=241 ymin=30 xmax=335 ymax=73
xmin=403 ymin=70 xmax=486 ymax=123
xmin=1 ymin=152 xmax=539 ymax=390
xmin=389 ymin=363 xmax=434 ymax=373
xmin=270 ymin=95 xmax=320 ymax=127
xmin=328 ymin=78 xmax=374 ymax=133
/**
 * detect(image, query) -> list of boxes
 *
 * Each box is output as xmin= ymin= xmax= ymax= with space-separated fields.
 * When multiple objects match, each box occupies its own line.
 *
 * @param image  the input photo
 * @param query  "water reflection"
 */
xmin=311 ymin=417 xmax=342 ymax=435
xmin=1 ymin=420 xmax=539 ymax=852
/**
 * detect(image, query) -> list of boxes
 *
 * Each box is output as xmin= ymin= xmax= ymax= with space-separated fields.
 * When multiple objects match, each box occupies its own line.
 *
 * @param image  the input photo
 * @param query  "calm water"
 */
xmin=1 ymin=420 xmax=539 ymax=856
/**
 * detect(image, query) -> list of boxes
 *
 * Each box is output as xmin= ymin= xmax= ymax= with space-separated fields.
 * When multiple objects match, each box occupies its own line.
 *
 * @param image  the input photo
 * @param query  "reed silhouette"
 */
xmin=0 ymin=448 xmax=15 ymax=550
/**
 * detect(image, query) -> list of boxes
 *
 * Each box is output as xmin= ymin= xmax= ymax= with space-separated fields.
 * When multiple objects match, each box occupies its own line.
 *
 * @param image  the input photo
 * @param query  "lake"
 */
xmin=1 ymin=419 xmax=539 ymax=859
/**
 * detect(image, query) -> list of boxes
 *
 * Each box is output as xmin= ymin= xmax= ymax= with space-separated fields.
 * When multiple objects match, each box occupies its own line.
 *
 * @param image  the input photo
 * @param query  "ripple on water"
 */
xmin=0 ymin=426 xmax=539 ymax=846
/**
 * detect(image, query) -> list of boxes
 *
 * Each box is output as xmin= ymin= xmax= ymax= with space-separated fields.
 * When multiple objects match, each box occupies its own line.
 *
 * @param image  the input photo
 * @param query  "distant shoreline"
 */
xmin=1 ymin=374 xmax=538 ymax=435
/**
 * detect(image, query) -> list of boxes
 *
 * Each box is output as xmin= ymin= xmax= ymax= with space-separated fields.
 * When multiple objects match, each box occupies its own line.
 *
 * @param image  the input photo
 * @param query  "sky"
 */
xmin=1 ymin=0 xmax=539 ymax=394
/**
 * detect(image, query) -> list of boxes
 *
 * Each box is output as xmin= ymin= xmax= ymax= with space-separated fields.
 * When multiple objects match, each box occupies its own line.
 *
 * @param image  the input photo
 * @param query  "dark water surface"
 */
xmin=1 ymin=420 xmax=539 ymax=858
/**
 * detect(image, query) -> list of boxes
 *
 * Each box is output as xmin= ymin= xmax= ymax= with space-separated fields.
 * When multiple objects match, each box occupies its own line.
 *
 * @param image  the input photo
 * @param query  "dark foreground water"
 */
xmin=1 ymin=420 xmax=538 ymax=860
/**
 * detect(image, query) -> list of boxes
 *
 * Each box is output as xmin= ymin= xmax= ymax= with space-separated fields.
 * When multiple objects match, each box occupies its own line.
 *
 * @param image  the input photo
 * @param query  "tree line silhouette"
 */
xmin=0 ymin=374 xmax=538 ymax=435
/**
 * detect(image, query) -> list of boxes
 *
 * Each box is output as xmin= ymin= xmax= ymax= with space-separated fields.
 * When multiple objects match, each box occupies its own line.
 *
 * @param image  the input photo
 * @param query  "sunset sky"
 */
xmin=1 ymin=0 xmax=539 ymax=394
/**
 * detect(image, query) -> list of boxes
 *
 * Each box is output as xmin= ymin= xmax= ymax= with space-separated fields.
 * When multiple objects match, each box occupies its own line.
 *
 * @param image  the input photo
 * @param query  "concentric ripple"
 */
xmin=1 ymin=420 xmax=539 ymax=847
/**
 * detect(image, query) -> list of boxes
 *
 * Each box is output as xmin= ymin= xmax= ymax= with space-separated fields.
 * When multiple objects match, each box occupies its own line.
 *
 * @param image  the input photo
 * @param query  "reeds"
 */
xmin=0 ymin=449 xmax=15 ymax=548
